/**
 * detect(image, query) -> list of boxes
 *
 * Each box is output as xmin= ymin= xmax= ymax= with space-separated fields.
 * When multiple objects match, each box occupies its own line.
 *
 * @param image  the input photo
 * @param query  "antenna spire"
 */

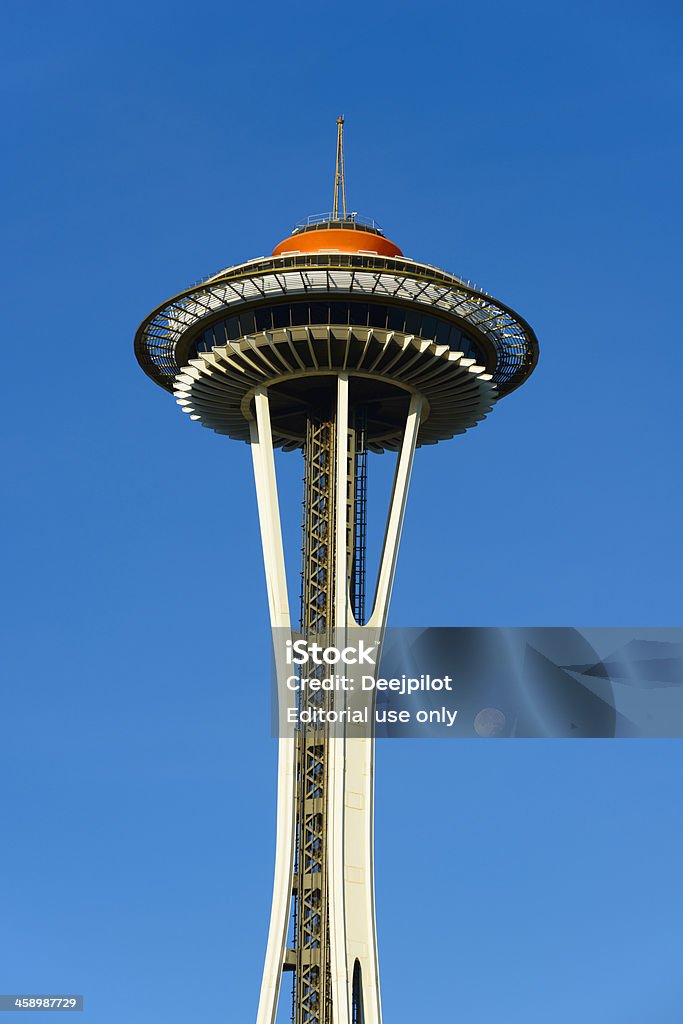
xmin=333 ymin=115 xmax=346 ymax=219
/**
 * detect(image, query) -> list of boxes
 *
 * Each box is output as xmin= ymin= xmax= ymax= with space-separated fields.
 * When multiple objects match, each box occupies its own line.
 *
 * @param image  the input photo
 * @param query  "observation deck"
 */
xmin=134 ymin=216 xmax=538 ymax=452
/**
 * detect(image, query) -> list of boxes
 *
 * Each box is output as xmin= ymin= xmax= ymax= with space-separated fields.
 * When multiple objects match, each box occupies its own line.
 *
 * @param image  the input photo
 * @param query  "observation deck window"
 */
xmin=190 ymin=299 xmax=487 ymax=367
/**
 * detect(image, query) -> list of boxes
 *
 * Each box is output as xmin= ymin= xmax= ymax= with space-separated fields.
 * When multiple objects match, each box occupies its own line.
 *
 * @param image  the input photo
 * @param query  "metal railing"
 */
xmin=293 ymin=212 xmax=383 ymax=233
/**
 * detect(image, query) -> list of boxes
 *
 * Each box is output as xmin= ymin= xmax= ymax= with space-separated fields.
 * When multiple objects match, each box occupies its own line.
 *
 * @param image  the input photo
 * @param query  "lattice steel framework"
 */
xmin=293 ymin=413 xmax=364 ymax=1024
xmin=302 ymin=420 xmax=336 ymax=635
xmin=295 ymin=418 xmax=335 ymax=1024
xmin=351 ymin=412 xmax=367 ymax=626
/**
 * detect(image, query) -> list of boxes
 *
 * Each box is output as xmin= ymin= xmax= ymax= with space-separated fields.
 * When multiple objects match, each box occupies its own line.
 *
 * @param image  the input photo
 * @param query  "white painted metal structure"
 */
xmin=136 ymin=253 xmax=536 ymax=406
xmin=249 ymin=377 xmax=422 ymax=1024
xmin=174 ymin=325 xmax=496 ymax=448
xmin=134 ymin=220 xmax=538 ymax=1024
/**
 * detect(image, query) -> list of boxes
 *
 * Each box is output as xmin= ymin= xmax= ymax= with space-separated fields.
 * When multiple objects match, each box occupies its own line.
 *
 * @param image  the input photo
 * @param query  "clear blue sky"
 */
xmin=2 ymin=1 xmax=682 ymax=1021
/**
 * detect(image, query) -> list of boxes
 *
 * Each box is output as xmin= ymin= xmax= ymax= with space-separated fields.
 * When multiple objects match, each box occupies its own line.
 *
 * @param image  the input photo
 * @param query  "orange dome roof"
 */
xmin=273 ymin=226 xmax=403 ymax=258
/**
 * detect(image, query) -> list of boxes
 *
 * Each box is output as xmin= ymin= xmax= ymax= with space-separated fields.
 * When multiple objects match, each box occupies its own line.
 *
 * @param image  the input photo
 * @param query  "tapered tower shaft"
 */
xmin=249 ymin=378 xmax=423 ymax=1024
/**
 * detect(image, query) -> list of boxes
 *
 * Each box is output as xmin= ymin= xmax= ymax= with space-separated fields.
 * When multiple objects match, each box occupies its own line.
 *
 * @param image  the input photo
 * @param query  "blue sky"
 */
xmin=2 ymin=1 xmax=682 ymax=1021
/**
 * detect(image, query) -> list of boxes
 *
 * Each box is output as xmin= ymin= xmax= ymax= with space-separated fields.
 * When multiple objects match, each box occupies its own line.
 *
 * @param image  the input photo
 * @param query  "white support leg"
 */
xmin=250 ymin=389 xmax=297 ymax=1024
xmin=328 ymin=373 xmax=352 ymax=1024
xmin=330 ymin=387 xmax=423 ymax=1024
xmin=342 ymin=393 xmax=423 ymax=1024
xmin=335 ymin=372 xmax=352 ymax=630
xmin=368 ymin=394 xmax=423 ymax=632
xmin=251 ymin=389 xmax=291 ymax=631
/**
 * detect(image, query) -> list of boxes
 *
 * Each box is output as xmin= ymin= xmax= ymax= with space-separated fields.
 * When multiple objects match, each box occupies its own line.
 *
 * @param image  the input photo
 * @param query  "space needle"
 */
xmin=134 ymin=117 xmax=538 ymax=1024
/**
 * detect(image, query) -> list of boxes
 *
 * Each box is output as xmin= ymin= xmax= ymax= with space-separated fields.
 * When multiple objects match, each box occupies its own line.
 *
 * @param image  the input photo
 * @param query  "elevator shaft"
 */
xmin=293 ymin=414 xmax=361 ymax=1024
